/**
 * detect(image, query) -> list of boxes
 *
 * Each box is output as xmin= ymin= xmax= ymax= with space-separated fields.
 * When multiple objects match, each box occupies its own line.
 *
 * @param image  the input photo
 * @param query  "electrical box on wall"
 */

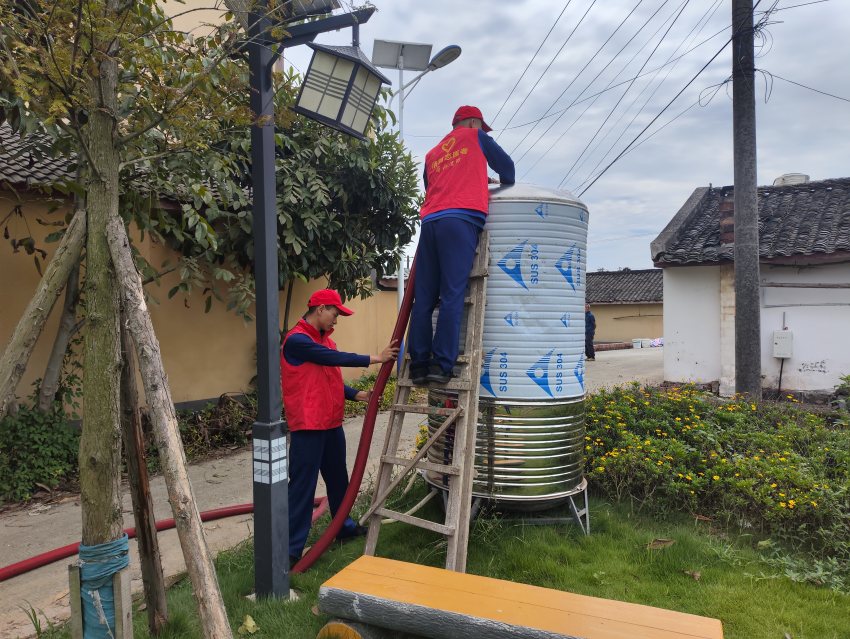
xmin=772 ymin=330 xmax=793 ymax=359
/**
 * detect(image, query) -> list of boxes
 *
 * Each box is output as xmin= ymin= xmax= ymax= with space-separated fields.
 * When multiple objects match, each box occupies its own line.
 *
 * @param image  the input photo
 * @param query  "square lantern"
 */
xmin=293 ymin=43 xmax=390 ymax=140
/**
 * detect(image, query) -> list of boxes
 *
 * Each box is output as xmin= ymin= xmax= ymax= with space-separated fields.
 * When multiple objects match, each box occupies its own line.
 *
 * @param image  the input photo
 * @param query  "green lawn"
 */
xmin=37 ymin=483 xmax=850 ymax=639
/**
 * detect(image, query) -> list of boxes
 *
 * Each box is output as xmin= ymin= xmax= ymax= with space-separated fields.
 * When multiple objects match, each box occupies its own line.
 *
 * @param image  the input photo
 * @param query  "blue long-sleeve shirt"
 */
xmin=283 ymin=333 xmax=370 ymax=400
xmin=585 ymin=311 xmax=596 ymax=337
xmin=422 ymin=129 xmax=515 ymax=229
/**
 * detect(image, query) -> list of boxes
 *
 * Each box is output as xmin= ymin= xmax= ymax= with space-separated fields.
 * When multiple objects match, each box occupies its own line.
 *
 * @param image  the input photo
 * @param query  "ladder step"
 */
xmin=381 ymin=455 xmax=460 ymax=476
xmin=375 ymin=508 xmax=456 ymax=536
xmin=389 ymin=403 xmax=461 ymax=417
xmin=404 ymin=354 xmax=470 ymax=364
xmin=468 ymin=267 xmax=489 ymax=278
xmin=397 ymin=378 xmax=473 ymax=391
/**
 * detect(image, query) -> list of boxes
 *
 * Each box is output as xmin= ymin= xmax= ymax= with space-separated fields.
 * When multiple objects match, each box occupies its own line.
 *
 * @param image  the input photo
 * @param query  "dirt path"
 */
xmin=0 ymin=347 xmax=662 ymax=637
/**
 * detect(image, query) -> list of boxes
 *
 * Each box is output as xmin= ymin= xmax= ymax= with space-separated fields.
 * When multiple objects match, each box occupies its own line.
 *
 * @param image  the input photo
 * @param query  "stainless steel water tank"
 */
xmin=424 ymin=183 xmax=589 ymax=510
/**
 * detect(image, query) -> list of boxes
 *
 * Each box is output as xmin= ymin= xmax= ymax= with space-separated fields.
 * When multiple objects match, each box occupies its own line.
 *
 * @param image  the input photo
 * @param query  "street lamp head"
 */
xmin=294 ymin=43 xmax=391 ymax=140
xmin=428 ymin=44 xmax=461 ymax=70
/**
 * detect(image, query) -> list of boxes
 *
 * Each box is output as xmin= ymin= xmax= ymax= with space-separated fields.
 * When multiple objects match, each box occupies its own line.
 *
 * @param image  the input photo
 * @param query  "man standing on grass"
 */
xmin=408 ymin=105 xmax=515 ymax=386
xmin=281 ymin=288 xmax=398 ymax=567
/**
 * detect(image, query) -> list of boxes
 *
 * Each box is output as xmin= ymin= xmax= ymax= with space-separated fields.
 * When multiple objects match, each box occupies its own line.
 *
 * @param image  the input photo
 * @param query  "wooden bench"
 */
xmin=317 ymin=556 xmax=724 ymax=639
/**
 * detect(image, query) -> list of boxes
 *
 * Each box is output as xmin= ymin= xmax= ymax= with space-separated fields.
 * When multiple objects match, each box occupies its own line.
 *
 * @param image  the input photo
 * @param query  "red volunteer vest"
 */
xmin=420 ymin=127 xmax=490 ymax=218
xmin=281 ymin=319 xmax=345 ymax=432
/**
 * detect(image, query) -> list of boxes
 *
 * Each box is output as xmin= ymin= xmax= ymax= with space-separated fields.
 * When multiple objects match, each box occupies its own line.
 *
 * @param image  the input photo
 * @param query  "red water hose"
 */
xmin=292 ymin=260 xmax=416 ymax=573
xmin=0 ymin=497 xmax=329 ymax=582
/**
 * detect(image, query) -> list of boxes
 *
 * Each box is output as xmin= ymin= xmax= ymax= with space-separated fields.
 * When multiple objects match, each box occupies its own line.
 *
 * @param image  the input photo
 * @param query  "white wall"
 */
xmin=663 ymin=266 xmax=721 ymax=384
xmin=760 ymin=262 xmax=850 ymax=393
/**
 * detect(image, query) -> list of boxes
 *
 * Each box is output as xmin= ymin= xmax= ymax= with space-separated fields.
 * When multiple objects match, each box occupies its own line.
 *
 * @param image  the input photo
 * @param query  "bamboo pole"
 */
xmin=120 ymin=317 xmax=168 ymax=634
xmin=106 ymin=215 xmax=232 ymax=639
xmin=0 ymin=209 xmax=86 ymax=421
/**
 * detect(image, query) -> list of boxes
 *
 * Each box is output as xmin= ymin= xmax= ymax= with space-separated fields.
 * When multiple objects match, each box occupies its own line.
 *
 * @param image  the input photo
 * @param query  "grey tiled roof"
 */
xmin=651 ymin=177 xmax=850 ymax=265
xmin=0 ymin=123 xmax=74 ymax=187
xmin=586 ymin=268 xmax=663 ymax=304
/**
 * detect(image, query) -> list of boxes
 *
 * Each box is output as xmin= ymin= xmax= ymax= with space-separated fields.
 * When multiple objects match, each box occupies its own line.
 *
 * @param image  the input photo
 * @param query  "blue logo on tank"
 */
xmin=498 ymin=241 xmax=528 ymax=289
xmin=560 ymin=312 xmax=570 ymax=328
xmin=480 ymin=347 xmax=497 ymax=396
xmin=534 ymin=203 xmax=549 ymax=219
xmin=504 ymin=311 xmax=519 ymax=326
xmin=556 ymin=243 xmax=582 ymax=291
xmin=574 ymin=358 xmax=585 ymax=391
xmin=526 ymin=349 xmax=555 ymax=398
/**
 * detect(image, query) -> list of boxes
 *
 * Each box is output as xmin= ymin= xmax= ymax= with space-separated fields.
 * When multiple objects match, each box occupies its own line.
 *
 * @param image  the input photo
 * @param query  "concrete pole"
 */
xmin=732 ymin=0 xmax=762 ymax=399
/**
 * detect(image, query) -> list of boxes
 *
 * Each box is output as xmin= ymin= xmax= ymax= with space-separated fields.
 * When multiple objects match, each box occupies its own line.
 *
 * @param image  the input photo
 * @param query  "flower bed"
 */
xmin=585 ymin=385 xmax=850 ymax=573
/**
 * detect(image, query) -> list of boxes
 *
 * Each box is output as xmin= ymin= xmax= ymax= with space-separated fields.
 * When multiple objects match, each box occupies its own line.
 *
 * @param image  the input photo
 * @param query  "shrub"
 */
xmin=0 ymin=402 xmax=80 ymax=503
xmin=172 ymin=394 xmax=255 ymax=461
xmin=584 ymin=385 xmax=850 ymax=580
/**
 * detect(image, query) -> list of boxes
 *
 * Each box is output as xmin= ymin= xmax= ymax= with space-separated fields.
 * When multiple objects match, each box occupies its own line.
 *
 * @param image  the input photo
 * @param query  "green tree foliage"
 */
xmin=0 ymin=0 xmax=419 ymax=319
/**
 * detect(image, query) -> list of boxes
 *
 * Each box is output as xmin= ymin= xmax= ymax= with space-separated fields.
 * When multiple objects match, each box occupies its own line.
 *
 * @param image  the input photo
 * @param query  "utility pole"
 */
xmin=732 ymin=0 xmax=761 ymax=400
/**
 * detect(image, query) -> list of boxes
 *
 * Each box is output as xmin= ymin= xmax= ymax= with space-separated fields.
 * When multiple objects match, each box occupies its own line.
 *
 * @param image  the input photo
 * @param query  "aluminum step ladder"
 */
xmin=361 ymin=232 xmax=489 ymax=573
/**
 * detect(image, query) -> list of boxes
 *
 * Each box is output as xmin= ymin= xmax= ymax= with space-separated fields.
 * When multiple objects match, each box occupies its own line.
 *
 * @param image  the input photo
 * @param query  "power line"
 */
xmin=508 ymin=0 xmax=651 ymax=156
xmin=395 ymin=23 xmax=727 ymax=143
xmin=516 ymin=0 xmax=681 ymax=173
xmin=407 ymin=19 xmax=730 ymax=141
xmin=576 ymin=35 xmax=732 ymax=197
xmin=771 ymin=0 xmax=829 ymax=11
xmin=574 ymin=80 xmax=727 ymax=192
xmin=559 ymin=0 xmax=693 ymax=188
xmin=495 ymin=0 xmax=600 ymax=140
xmin=498 ymin=24 xmax=729 ymax=134
xmin=769 ymin=73 xmax=850 ymax=103
xmin=490 ymin=0 xmax=575 ymax=126
xmin=576 ymin=0 xmax=769 ymax=197
xmin=568 ymin=0 xmax=724 ymax=188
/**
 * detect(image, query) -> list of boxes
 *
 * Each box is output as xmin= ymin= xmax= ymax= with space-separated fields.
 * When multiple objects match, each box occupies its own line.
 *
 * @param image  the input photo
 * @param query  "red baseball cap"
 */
xmin=308 ymin=289 xmax=354 ymax=316
xmin=452 ymin=105 xmax=492 ymax=132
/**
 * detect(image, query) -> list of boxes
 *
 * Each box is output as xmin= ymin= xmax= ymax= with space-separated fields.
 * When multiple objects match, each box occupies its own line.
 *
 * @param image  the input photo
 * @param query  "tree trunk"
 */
xmin=0 ymin=209 xmax=86 ymax=421
xmin=120 ymin=316 xmax=168 ymax=635
xmin=79 ymin=49 xmax=124 ymax=545
xmin=38 ymin=261 xmax=81 ymax=411
xmin=107 ymin=216 xmax=233 ymax=639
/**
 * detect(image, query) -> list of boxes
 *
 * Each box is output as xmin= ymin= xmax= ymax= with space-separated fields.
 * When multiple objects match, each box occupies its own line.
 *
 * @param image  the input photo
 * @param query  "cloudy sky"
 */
xmin=270 ymin=0 xmax=848 ymax=271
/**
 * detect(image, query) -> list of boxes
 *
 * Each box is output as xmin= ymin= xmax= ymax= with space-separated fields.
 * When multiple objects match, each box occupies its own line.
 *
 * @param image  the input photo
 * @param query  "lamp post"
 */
xmin=248 ymin=1 xmax=388 ymax=599
xmin=371 ymin=40 xmax=462 ymax=358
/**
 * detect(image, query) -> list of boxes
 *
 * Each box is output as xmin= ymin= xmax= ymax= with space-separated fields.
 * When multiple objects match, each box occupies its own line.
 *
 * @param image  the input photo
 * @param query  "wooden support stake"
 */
xmin=0 ymin=209 xmax=86 ymax=421
xmin=106 ymin=216 xmax=232 ymax=639
xmin=120 ymin=316 xmax=168 ymax=634
xmin=112 ymin=568 xmax=133 ymax=639
xmin=68 ymin=565 xmax=132 ymax=639
xmin=68 ymin=565 xmax=83 ymax=639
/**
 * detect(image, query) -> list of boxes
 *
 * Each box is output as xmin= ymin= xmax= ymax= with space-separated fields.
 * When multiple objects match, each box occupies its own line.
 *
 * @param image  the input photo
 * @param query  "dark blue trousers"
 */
xmin=409 ymin=217 xmax=481 ymax=375
xmin=288 ymin=427 xmax=358 ymax=558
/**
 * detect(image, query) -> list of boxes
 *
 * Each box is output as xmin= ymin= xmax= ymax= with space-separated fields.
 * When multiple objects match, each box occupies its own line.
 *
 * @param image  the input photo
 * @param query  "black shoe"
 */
xmin=426 ymin=365 xmax=453 ymax=385
xmin=336 ymin=524 xmax=368 ymax=543
xmin=410 ymin=363 xmax=430 ymax=386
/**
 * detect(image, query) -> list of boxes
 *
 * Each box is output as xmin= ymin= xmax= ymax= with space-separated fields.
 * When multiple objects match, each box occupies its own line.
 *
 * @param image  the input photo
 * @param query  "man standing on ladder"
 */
xmin=408 ymin=105 xmax=515 ymax=386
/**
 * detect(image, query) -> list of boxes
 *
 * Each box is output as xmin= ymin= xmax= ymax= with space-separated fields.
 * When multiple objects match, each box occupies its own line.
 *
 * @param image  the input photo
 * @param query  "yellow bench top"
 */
xmin=320 ymin=556 xmax=723 ymax=639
